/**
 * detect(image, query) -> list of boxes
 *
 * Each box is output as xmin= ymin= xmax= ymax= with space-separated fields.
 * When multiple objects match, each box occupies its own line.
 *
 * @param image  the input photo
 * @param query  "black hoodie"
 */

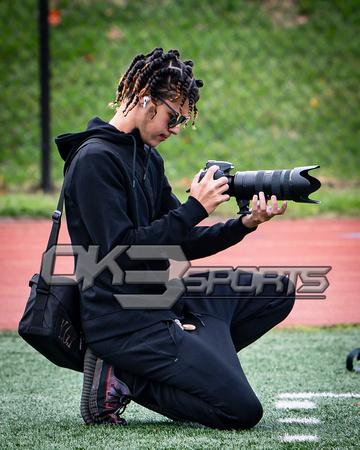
xmin=55 ymin=117 xmax=255 ymax=342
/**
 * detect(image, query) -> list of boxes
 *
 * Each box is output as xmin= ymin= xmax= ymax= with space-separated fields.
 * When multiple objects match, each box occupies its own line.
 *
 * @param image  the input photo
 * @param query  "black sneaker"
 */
xmin=81 ymin=348 xmax=132 ymax=425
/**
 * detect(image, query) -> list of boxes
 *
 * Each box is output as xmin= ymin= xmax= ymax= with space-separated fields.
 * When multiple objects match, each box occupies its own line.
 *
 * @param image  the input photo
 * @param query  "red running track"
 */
xmin=0 ymin=217 xmax=359 ymax=330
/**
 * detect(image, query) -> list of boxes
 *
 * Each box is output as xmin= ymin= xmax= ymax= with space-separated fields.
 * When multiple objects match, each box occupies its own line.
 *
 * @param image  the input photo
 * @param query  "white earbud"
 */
xmin=143 ymin=96 xmax=150 ymax=108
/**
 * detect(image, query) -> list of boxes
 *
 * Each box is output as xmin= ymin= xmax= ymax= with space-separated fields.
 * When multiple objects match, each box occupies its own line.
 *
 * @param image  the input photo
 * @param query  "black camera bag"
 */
xmin=19 ymin=272 xmax=84 ymax=372
xmin=18 ymin=142 xmax=89 ymax=372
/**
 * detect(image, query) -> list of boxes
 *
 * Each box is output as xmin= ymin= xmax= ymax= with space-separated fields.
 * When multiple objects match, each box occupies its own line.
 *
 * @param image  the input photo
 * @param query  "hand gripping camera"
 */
xmin=198 ymin=160 xmax=322 ymax=214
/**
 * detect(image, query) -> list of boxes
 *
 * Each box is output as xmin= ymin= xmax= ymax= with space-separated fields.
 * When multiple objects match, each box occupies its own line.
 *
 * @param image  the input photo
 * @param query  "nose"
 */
xmin=169 ymin=126 xmax=180 ymax=136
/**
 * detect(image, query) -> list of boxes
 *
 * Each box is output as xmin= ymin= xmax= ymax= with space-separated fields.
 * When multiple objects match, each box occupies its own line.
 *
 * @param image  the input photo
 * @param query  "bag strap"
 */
xmin=45 ymin=139 xmax=97 ymax=252
xmin=37 ymin=140 xmax=91 ymax=292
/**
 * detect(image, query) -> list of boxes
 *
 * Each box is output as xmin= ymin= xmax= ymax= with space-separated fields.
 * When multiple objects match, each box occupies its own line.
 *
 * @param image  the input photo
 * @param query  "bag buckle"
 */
xmin=52 ymin=210 xmax=62 ymax=223
xmin=36 ymin=287 xmax=50 ymax=295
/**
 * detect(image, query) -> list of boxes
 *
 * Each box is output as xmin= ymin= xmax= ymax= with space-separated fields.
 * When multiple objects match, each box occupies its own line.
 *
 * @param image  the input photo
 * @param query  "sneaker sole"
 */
xmin=88 ymin=356 xmax=104 ymax=422
xmin=80 ymin=348 xmax=97 ymax=425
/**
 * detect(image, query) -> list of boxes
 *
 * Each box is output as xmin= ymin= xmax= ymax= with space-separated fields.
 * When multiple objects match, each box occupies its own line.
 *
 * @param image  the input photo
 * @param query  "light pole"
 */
xmin=39 ymin=0 xmax=52 ymax=192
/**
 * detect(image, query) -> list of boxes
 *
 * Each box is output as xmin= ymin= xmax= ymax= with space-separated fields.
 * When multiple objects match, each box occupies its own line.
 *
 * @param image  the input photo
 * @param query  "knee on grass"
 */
xmin=215 ymin=396 xmax=263 ymax=431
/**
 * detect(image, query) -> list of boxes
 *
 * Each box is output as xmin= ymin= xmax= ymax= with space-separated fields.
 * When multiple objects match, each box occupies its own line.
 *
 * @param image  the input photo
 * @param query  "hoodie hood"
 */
xmin=55 ymin=117 xmax=144 ymax=173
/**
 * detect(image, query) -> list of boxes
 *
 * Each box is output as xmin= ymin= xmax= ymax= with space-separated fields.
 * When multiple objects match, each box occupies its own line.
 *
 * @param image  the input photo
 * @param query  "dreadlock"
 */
xmin=109 ymin=47 xmax=204 ymax=128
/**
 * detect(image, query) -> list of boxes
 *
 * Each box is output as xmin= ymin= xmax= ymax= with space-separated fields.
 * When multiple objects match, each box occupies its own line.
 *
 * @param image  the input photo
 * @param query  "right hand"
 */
xmin=189 ymin=165 xmax=230 ymax=215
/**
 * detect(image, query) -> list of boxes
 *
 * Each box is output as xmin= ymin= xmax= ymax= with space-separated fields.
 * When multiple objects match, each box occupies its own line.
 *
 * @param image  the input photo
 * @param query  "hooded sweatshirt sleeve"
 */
xmin=156 ymin=170 xmax=257 ymax=260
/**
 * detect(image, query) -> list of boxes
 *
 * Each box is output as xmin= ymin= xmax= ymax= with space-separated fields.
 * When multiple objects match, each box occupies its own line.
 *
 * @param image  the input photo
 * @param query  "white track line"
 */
xmin=278 ymin=417 xmax=321 ymax=424
xmin=282 ymin=434 xmax=318 ymax=443
xmin=278 ymin=392 xmax=360 ymax=399
xmin=275 ymin=400 xmax=317 ymax=409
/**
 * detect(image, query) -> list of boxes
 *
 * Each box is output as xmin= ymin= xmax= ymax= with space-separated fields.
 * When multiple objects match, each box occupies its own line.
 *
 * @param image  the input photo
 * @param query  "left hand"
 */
xmin=241 ymin=191 xmax=287 ymax=228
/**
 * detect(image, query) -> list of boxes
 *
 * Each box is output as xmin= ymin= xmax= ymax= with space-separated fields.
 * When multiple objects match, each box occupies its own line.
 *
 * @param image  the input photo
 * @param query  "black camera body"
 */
xmin=199 ymin=160 xmax=321 ymax=214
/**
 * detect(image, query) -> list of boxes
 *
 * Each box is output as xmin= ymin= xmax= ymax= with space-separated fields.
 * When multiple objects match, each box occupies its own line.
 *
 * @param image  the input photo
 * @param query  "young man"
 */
xmin=56 ymin=47 xmax=293 ymax=430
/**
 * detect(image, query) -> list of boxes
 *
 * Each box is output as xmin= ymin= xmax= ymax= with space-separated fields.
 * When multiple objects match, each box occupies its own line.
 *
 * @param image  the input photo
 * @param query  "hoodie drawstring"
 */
xmin=143 ymin=145 xmax=152 ymax=182
xmin=187 ymin=311 xmax=206 ymax=327
xmin=128 ymin=136 xmax=153 ymax=227
xmin=129 ymin=134 xmax=137 ymax=189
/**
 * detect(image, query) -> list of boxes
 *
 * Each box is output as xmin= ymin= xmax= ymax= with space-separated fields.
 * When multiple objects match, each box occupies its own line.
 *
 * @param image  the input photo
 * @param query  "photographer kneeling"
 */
xmin=56 ymin=47 xmax=294 ymax=429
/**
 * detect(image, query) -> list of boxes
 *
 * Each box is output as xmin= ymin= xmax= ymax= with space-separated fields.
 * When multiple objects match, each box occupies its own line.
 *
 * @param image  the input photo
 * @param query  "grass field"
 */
xmin=1 ymin=327 xmax=359 ymax=449
xmin=1 ymin=0 xmax=360 ymax=217
xmin=1 ymin=3 xmax=359 ymax=447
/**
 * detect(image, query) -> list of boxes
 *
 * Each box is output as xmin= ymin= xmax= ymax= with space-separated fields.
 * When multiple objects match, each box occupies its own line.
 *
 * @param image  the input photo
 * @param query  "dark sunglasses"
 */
xmin=156 ymin=95 xmax=189 ymax=128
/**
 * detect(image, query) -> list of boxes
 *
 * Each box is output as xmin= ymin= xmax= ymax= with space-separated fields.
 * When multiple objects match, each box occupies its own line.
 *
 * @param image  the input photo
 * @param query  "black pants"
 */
xmin=91 ymin=274 xmax=295 ymax=430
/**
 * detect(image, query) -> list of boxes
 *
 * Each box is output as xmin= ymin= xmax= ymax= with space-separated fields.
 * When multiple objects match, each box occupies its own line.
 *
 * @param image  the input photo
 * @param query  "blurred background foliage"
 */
xmin=0 ymin=0 xmax=359 ymax=217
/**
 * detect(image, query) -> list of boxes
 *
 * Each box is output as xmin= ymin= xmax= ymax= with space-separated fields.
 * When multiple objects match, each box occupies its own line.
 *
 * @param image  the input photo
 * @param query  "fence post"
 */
xmin=39 ymin=0 xmax=52 ymax=192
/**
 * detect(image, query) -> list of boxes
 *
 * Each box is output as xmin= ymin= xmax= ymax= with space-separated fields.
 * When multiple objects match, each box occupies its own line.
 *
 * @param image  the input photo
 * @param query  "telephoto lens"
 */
xmin=232 ymin=166 xmax=321 ymax=204
xmin=203 ymin=161 xmax=321 ymax=204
